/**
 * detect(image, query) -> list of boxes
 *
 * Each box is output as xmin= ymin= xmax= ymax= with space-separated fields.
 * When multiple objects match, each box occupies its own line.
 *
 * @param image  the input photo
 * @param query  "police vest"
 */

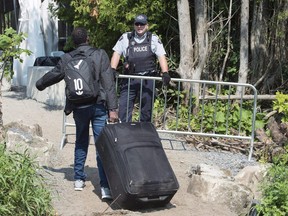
xmin=126 ymin=31 xmax=156 ymax=74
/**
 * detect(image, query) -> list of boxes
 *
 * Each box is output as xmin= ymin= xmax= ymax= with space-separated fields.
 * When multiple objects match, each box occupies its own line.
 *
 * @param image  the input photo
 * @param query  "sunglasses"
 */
xmin=134 ymin=23 xmax=146 ymax=26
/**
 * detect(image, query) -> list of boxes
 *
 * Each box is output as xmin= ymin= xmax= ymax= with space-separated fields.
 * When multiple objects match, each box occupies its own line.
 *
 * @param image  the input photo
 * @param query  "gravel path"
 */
xmin=159 ymin=133 xmax=259 ymax=176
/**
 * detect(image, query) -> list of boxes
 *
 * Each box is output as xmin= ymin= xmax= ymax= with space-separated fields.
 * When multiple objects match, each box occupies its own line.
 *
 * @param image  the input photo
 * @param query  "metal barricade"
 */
xmin=60 ymin=74 xmax=257 ymax=161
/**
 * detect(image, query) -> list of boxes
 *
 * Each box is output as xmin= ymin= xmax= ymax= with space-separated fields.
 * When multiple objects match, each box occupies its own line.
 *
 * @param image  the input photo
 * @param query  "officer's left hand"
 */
xmin=162 ymin=72 xmax=171 ymax=86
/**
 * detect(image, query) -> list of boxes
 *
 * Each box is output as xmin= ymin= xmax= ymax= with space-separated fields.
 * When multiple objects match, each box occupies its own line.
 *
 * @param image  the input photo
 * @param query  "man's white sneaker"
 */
xmin=101 ymin=187 xmax=112 ymax=200
xmin=74 ymin=180 xmax=85 ymax=191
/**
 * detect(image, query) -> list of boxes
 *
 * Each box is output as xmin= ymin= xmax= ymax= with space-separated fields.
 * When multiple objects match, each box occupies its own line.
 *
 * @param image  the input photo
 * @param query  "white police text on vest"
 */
xmin=133 ymin=46 xmax=148 ymax=52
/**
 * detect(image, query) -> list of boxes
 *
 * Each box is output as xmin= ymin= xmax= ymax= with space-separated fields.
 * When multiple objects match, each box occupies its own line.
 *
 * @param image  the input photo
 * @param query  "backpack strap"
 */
xmin=62 ymin=47 xmax=98 ymax=80
xmin=84 ymin=47 xmax=97 ymax=56
xmin=83 ymin=47 xmax=97 ymax=80
xmin=60 ymin=47 xmax=91 ymax=68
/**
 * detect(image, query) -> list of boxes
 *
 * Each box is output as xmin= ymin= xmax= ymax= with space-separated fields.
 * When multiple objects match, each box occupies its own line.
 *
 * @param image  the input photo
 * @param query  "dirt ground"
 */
xmin=2 ymin=89 xmax=238 ymax=216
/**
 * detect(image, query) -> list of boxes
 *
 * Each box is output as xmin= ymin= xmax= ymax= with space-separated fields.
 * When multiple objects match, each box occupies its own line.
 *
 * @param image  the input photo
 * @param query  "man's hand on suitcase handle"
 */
xmin=109 ymin=109 xmax=119 ymax=123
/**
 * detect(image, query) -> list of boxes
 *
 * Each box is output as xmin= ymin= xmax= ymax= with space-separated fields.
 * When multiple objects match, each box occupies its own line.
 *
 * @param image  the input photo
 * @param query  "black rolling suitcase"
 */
xmin=96 ymin=122 xmax=179 ymax=210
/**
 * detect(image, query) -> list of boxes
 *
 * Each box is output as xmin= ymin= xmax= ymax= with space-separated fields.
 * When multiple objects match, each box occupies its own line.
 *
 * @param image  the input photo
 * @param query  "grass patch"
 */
xmin=0 ymin=143 xmax=55 ymax=216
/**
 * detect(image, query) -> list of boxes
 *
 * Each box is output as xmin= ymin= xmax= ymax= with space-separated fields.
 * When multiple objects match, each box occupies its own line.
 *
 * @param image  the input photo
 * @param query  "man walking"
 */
xmin=36 ymin=27 xmax=118 ymax=199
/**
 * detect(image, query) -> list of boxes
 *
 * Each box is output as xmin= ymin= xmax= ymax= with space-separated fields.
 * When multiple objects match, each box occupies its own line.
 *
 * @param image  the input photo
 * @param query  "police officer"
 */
xmin=111 ymin=14 xmax=171 ymax=122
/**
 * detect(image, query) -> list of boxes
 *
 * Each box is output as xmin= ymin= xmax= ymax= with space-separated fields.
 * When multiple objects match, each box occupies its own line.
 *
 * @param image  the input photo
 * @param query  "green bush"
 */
xmin=273 ymin=91 xmax=288 ymax=123
xmin=153 ymin=86 xmax=265 ymax=135
xmin=0 ymin=144 xmax=55 ymax=216
xmin=0 ymin=28 xmax=31 ymax=80
xmin=256 ymin=148 xmax=288 ymax=215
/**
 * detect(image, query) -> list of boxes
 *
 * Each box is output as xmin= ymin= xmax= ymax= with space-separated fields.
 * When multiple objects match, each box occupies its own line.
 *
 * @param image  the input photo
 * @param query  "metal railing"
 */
xmin=61 ymin=74 xmax=257 ymax=161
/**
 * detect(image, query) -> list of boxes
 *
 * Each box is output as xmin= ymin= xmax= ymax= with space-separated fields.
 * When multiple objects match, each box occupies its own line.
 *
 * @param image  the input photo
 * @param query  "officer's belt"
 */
xmin=131 ymin=70 xmax=157 ymax=76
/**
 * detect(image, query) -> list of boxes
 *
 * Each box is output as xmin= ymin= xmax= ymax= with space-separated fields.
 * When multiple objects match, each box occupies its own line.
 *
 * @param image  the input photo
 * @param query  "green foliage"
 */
xmin=255 ymin=112 xmax=266 ymax=130
xmin=152 ymin=86 xmax=263 ymax=136
xmin=226 ymin=51 xmax=239 ymax=75
xmin=192 ymin=101 xmax=255 ymax=135
xmin=165 ymin=53 xmax=179 ymax=74
xmin=161 ymin=87 xmax=192 ymax=130
xmin=203 ymin=1 xmax=241 ymax=81
xmin=53 ymin=0 xmax=178 ymax=57
xmin=153 ymin=96 xmax=165 ymax=121
xmin=97 ymin=0 xmax=169 ymax=32
xmin=256 ymin=148 xmax=288 ymax=215
xmin=0 ymin=144 xmax=54 ymax=216
xmin=0 ymin=28 xmax=31 ymax=80
xmin=273 ymin=91 xmax=288 ymax=123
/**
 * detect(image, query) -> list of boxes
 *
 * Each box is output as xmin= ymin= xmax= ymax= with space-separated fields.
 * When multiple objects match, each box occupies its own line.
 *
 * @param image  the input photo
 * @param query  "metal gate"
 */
xmin=61 ymin=74 xmax=257 ymax=161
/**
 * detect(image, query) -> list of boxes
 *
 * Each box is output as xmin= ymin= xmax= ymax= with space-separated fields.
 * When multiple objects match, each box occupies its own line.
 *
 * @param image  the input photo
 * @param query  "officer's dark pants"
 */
xmin=119 ymin=77 xmax=154 ymax=122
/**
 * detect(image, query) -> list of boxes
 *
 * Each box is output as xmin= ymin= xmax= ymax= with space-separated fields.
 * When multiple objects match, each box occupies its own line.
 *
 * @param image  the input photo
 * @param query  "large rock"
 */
xmin=4 ymin=121 xmax=55 ymax=166
xmin=234 ymin=164 xmax=268 ymax=200
xmin=187 ymin=163 xmax=265 ymax=215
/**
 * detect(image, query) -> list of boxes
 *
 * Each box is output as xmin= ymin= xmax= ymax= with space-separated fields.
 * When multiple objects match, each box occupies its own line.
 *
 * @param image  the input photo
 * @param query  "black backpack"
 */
xmin=63 ymin=47 xmax=99 ymax=104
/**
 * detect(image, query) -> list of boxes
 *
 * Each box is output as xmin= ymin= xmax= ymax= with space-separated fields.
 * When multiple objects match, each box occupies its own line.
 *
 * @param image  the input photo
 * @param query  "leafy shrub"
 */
xmin=153 ymin=86 xmax=265 ymax=136
xmin=256 ymin=148 xmax=288 ymax=215
xmin=0 ymin=144 xmax=55 ymax=216
xmin=273 ymin=91 xmax=288 ymax=123
xmin=0 ymin=28 xmax=31 ymax=80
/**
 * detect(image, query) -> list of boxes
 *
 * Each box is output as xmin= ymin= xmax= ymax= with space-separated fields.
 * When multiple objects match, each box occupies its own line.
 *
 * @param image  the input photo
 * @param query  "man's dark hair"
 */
xmin=71 ymin=27 xmax=88 ymax=46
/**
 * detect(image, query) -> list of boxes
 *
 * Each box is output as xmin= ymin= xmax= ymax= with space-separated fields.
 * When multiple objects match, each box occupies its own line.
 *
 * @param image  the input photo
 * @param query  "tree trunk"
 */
xmin=250 ymin=1 xmax=268 ymax=84
xmin=192 ymin=0 xmax=208 ymax=113
xmin=176 ymin=0 xmax=195 ymax=107
xmin=219 ymin=0 xmax=232 ymax=82
xmin=237 ymin=0 xmax=249 ymax=96
xmin=177 ymin=0 xmax=194 ymax=81
xmin=251 ymin=0 xmax=288 ymax=94
xmin=193 ymin=0 xmax=208 ymax=81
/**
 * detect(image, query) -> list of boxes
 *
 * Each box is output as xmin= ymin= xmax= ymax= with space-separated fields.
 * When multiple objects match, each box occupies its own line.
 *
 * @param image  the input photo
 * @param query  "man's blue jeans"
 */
xmin=73 ymin=103 xmax=109 ymax=188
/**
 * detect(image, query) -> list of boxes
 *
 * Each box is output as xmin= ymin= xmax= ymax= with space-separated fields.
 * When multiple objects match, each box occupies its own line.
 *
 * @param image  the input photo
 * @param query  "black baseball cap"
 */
xmin=134 ymin=14 xmax=148 ymax=25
